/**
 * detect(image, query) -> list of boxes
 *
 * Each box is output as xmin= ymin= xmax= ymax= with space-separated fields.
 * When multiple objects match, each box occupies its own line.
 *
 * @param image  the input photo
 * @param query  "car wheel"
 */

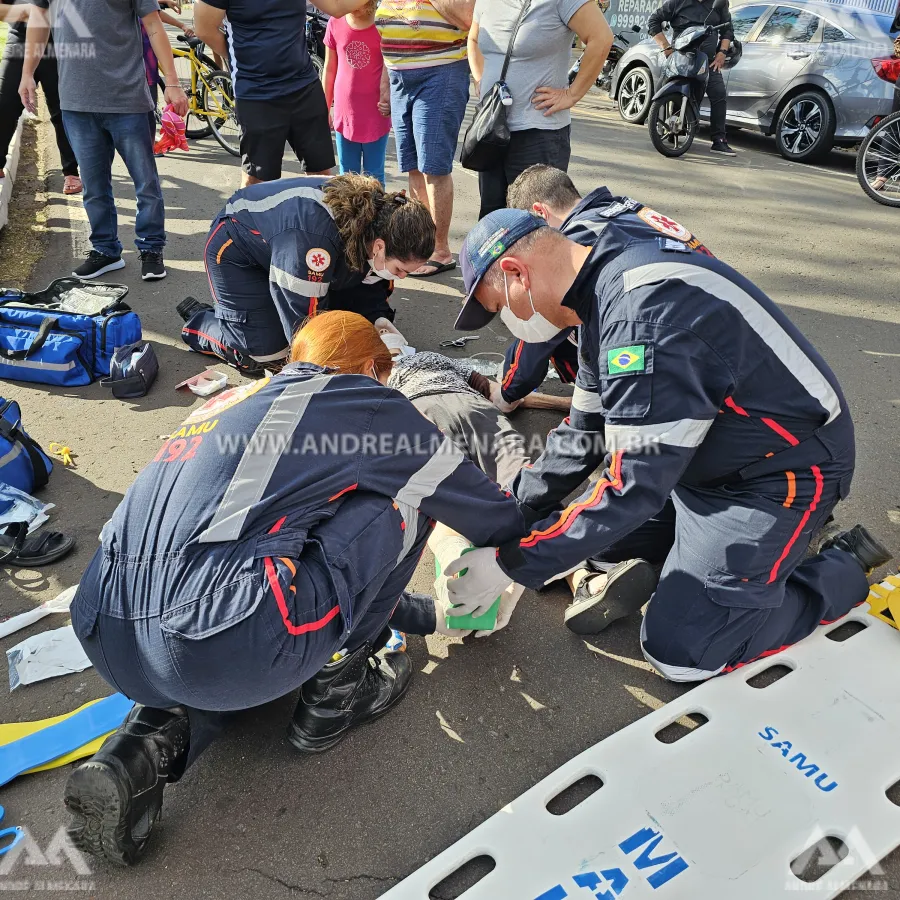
xmin=775 ymin=91 xmax=835 ymax=163
xmin=617 ymin=66 xmax=653 ymax=124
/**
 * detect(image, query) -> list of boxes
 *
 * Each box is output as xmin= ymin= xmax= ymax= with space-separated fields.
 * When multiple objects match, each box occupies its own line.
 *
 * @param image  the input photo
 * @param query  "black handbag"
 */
xmin=460 ymin=0 xmax=533 ymax=172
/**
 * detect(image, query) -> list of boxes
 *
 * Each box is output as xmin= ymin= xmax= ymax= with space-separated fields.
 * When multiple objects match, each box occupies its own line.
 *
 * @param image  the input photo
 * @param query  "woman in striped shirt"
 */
xmin=375 ymin=0 xmax=475 ymax=277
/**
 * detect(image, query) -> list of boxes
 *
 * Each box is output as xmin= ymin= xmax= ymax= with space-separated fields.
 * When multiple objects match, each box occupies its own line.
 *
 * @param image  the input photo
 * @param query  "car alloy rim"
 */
xmin=621 ymin=70 xmax=648 ymax=118
xmin=781 ymin=99 xmax=822 ymax=154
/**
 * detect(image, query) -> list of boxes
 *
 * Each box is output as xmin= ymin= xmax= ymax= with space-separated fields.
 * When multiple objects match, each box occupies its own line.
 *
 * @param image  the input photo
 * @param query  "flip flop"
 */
xmin=410 ymin=259 xmax=457 ymax=278
xmin=0 ymin=524 xmax=76 ymax=567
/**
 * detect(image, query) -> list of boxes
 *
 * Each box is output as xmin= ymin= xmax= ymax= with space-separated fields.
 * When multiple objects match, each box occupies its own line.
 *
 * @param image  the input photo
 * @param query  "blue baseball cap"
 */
xmin=455 ymin=209 xmax=548 ymax=332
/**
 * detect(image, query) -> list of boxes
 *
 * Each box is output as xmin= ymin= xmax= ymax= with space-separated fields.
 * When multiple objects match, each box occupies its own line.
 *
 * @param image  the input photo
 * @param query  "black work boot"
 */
xmin=564 ymin=559 xmax=659 ymax=635
xmin=820 ymin=524 xmax=892 ymax=575
xmin=176 ymin=296 xmax=212 ymax=323
xmin=64 ymin=705 xmax=190 ymax=867
xmin=288 ymin=643 xmax=413 ymax=754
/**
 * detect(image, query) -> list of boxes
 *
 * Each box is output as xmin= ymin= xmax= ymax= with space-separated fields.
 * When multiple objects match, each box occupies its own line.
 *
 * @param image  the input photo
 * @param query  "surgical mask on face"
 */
xmin=499 ymin=272 xmax=563 ymax=344
xmin=367 ymin=254 xmax=394 ymax=281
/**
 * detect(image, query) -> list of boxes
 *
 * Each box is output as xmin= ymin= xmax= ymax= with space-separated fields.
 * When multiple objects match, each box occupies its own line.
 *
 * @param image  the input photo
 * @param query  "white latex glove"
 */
xmin=475 ymin=583 xmax=525 ymax=638
xmin=489 ymin=381 xmax=523 ymax=414
xmin=445 ymin=547 xmax=514 ymax=620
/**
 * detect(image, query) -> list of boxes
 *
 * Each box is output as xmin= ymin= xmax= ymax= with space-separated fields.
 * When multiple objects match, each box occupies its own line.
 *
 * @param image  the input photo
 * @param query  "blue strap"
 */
xmin=0 ymin=694 xmax=134 ymax=788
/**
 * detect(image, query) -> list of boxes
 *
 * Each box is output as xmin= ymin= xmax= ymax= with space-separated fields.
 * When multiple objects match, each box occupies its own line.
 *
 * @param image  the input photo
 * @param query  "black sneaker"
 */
xmin=73 ymin=250 xmax=125 ymax=279
xmin=176 ymin=296 xmax=212 ymax=323
xmin=140 ymin=250 xmax=167 ymax=281
xmin=564 ymin=559 xmax=659 ymax=635
xmin=710 ymin=140 xmax=737 ymax=157
xmin=820 ymin=524 xmax=892 ymax=575
xmin=288 ymin=641 xmax=413 ymax=754
xmin=64 ymin=705 xmax=190 ymax=867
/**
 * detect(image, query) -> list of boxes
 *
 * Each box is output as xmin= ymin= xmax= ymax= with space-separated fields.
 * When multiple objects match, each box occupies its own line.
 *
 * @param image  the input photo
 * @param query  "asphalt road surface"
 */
xmin=1 ymin=88 xmax=899 ymax=900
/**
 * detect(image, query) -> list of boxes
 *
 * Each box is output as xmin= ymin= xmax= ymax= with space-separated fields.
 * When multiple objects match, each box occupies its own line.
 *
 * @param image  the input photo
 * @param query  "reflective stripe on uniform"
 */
xmin=606 ymin=418 xmax=713 ymax=451
xmin=225 ymin=186 xmax=334 ymax=217
xmin=394 ymin=499 xmax=420 ymax=565
xmin=270 ymin=266 xmax=329 ymax=298
xmin=394 ymin=437 xmax=464 ymax=509
xmin=622 ymin=263 xmax=842 ymax=424
xmin=198 ymin=376 xmax=332 ymax=544
xmin=640 ymin=617 xmax=725 ymax=683
xmin=249 ymin=347 xmax=291 ymax=363
xmin=572 ymin=385 xmax=604 ymax=414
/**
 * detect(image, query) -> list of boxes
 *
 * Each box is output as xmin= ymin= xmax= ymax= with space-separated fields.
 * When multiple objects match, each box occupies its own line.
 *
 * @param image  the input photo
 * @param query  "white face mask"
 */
xmin=499 ymin=271 xmax=563 ymax=344
xmin=367 ymin=254 xmax=394 ymax=281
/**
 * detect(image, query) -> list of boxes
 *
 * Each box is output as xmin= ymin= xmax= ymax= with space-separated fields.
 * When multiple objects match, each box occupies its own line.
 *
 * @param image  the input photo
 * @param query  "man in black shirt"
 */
xmin=648 ymin=0 xmax=735 ymax=156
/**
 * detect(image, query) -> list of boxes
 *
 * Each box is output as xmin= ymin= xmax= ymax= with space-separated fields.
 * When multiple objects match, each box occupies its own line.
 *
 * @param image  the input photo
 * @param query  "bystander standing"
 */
xmin=467 ymin=0 xmax=611 ymax=219
xmin=375 ymin=0 xmax=473 ymax=277
xmin=19 ymin=0 xmax=188 ymax=281
xmin=0 ymin=0 xmax=80 ymax=194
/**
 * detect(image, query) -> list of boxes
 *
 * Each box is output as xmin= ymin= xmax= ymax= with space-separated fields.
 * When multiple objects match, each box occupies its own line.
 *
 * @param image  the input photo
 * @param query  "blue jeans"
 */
xmin=389 ymin=59 xmax=470 ymax=176
xmin=62 ymin=111 xmax=165 ymax=257
xmin=334 ymin=131 xmax=389 ymax=186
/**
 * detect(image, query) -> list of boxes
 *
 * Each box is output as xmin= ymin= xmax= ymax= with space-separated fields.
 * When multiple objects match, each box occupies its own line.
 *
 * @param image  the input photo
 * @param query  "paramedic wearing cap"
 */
xmin=64 ymin=312 xmax=526 ymax=867
xmin=494 ymin=164 xmax=712 ymax=414
xmin=178 ymin=174 xmax=435 ymax=375
xmin=443 ymin=208 xmax=892 ymax=682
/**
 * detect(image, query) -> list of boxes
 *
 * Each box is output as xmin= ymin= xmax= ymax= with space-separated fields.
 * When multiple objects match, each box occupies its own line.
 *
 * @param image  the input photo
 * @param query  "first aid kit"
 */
xmin=0 ymin=398 xmax=53 ymax=493
xmin=0 ymin=278 xmax=141 ymax=386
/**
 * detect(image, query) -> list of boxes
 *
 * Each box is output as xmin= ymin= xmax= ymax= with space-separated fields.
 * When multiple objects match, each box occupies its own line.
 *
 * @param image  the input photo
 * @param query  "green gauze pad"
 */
xmin=436 ymin=547 xmax=501 ymax=632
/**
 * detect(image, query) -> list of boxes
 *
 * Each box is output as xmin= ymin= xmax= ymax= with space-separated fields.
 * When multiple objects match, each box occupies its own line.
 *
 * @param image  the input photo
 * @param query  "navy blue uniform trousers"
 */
xmin=72 ymin=493 xmax=433 ymax=768
xmin=587 ymin=455 xmax=868 ymax=681
xmin=183 ymin=219 xmax=396 ymax=373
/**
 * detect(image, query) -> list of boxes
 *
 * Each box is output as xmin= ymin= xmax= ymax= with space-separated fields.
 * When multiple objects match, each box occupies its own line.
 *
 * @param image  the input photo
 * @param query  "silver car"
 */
xmin=609 ymin=1 xmax=897 ymax=162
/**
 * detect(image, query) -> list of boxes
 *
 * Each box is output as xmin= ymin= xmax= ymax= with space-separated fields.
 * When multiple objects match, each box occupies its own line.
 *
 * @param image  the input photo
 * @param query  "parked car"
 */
xmin=609 ymin=0 xmax=897 ymax=161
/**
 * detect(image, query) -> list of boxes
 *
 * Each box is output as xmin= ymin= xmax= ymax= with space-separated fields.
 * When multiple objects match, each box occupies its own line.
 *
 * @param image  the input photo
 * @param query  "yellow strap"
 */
xmin=866 ymin=575 xmax=900 ymax=630
xmin=0 ymin=699 xmax=112 ymax=775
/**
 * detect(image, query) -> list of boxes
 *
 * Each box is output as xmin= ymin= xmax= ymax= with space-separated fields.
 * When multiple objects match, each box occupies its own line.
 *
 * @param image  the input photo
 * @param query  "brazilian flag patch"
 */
xmin=608 ymin=345 xmax=646 ymax=375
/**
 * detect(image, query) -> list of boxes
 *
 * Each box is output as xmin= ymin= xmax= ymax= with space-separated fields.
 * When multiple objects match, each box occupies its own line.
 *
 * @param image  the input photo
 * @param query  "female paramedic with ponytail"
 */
xmin=64 ymin=312 xmax=526 ymax=867
xmin=178 ymin=173 xmax=435 ymax=374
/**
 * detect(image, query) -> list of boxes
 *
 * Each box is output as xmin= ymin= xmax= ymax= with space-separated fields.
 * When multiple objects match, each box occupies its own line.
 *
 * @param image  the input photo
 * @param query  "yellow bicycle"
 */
xmin=164 ymin=34 xmax=240 ymax=156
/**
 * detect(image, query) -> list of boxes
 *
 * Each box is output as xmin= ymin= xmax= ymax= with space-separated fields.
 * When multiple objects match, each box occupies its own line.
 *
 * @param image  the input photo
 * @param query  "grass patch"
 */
xmin=0 ymin=112 xmax=51 ymax=291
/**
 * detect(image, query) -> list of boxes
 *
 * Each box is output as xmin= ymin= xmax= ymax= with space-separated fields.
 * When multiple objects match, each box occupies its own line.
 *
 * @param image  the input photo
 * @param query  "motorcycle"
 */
xmin=306 ymin=6 xmax=329 ymax=77
xmin=646 ymin=0 xmax=737 ymax=157
xmin=568 ymin=24 xmax=641 ymax=93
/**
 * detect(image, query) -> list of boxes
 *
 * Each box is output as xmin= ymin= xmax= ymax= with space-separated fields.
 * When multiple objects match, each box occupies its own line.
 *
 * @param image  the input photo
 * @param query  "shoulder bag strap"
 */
xmin=499 ymin=0 xmax=534 ymax=83
xmin=0 ymin=316 xmax=60 ymax=361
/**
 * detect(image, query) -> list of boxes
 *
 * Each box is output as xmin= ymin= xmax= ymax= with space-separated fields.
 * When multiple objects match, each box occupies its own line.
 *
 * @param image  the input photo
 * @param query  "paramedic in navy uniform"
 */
xmin=63 ymin=312 xmax=526 ymax=866
xmin=178 ymin=174 xmax=435 ymax=375
xmin=443 ymin=209 xmax=892 ymax=680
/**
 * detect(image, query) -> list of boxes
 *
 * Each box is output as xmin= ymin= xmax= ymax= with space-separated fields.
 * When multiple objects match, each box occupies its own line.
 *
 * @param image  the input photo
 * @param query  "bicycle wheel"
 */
xmin=172 ymin=52 xmax=212 ymax=139
xmin=202 ymin=70 xmax=240 ymax=157
xmin=856 ymin=111 xmax=900 ymax=208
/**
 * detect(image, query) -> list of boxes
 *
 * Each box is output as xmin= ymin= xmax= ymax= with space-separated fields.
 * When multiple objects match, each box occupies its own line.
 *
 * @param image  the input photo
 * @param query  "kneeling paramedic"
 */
xmin=64 ymin=313 xmax=525 ymax=866
xmin=179 ymin=173 xmax=434 ymax=374
xmin=444 ymin=209 xmax=892 ymax=680
xmin=493 ymin=164 xmax=712 ymax=414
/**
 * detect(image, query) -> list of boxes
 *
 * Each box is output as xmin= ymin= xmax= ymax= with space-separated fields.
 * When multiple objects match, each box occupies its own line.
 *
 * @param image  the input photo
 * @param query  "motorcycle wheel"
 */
xmin=648 ymin=96 xmax=697 ymax=158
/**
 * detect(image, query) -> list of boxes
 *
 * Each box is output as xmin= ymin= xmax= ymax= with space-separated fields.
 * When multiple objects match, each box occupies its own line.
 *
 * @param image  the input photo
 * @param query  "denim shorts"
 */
xmin=389 ymin=59 xmax=471 ymax=176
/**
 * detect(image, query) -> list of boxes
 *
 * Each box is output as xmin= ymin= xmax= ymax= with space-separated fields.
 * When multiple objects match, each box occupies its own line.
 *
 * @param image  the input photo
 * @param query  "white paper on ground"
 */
xmin=7 ymin=623 xmax=92 ymax=690
xmin=0 ymin=584 xmax=79 ymax=640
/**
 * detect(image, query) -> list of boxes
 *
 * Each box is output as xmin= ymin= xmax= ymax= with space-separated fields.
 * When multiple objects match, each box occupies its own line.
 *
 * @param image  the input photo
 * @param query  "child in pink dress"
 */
xmin=323 ymin=1 xmax=392 ymax=186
